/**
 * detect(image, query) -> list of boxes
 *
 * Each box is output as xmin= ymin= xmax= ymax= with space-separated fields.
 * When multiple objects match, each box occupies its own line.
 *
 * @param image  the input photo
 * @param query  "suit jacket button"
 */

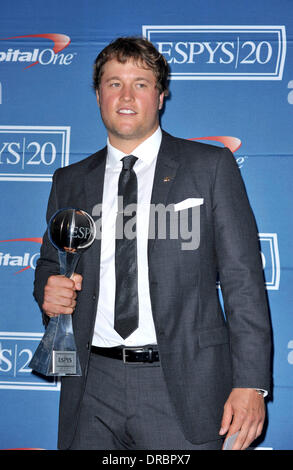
xmin=92 ymin=294 xmax=96 ymax=300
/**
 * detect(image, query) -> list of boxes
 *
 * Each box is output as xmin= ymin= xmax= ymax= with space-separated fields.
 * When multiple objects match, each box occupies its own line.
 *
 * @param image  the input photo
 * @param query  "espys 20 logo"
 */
xmin=0 ymin=33 xmax=75 ymax=68
xmin=142 ymin=25 xmax=286 ymax=80
xmin=0 ymin=125 xmax=70 ymax=181
xmin=0 ymin=332 xmax=59 ymax=391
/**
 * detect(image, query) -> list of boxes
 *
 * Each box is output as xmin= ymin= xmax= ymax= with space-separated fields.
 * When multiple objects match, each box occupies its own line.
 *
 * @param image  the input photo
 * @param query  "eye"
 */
xmin=109 ymin=82 xmax=120 ymax=88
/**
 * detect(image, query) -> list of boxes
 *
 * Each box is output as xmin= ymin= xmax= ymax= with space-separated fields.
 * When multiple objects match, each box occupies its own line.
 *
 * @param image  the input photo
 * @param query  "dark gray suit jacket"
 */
xmin=34 ymin=131 xmax=272 ymax=449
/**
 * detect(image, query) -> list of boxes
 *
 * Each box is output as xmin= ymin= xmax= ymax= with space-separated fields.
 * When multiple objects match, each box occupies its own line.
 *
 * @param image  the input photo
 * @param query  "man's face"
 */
xmin=96 ymin=58 xmax=165 ymax=152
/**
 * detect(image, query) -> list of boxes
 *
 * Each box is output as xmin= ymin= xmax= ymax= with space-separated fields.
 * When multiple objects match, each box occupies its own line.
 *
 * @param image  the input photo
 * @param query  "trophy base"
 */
xmin=30 ymin=347 xmax=82 ymax=377
xmin=29 ymin=316 xmax=82 ymax=377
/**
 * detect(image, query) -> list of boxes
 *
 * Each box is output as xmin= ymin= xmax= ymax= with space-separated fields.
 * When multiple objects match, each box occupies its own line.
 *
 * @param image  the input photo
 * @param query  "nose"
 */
xmin=120 ymin=84 xmax=134 ymax=101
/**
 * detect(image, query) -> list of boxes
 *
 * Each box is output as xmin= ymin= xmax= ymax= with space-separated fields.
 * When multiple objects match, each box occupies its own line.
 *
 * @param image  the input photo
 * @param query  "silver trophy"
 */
xmin=30 ymin=208 xmax=96 ymax=377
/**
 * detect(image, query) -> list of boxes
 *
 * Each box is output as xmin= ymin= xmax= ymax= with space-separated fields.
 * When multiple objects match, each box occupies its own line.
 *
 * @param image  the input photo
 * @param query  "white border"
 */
xmin=0 ymin=125 xmax=70 ymax=182
xmin=259 ymin=233 xmax=280 ymax=290
xmin=0 ymin=331 xmax=60 ymax=391
xmin=216 ymin=233 xmax=280 ymax=291
xmin=142 ymin=25 xmax=286 ymax=80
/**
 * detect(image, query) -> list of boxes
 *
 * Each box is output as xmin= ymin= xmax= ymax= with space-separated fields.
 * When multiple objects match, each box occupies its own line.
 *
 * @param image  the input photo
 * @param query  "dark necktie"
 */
xmin=114 ymin=155 xmax=139 ymax=339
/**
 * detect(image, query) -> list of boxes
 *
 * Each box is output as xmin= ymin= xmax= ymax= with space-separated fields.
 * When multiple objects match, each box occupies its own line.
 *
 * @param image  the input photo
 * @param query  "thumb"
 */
xmin=72 ymin=273 xmax=83 ymax=291
xmin=219 ymin=401 xmax=233 ymax=435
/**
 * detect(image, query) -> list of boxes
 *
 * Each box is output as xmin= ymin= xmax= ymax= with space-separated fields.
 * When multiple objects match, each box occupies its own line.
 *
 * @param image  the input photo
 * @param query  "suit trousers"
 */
xmin=69 ymin=351 xmax=223 ymax=450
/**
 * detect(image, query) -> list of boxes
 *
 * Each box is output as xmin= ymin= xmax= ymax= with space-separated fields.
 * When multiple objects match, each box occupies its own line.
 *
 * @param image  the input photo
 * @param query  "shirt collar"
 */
xmin=106 ymin=127 xmax=162 ymax=169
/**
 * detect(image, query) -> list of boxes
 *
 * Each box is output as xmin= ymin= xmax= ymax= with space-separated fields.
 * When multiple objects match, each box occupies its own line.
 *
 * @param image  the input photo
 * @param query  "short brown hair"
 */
xmin=93 ymin=36 xmax=169 ymax=96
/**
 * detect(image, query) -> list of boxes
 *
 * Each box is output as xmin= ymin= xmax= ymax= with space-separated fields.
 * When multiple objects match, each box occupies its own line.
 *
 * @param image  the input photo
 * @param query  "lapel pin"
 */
xmin=163 ymin=176 xmax=172 ymax=183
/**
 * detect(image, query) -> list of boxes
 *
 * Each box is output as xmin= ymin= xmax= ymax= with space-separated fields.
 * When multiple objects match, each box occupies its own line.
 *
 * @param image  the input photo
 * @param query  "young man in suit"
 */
xmin=34 ymin=37 xmax=272 ymax=450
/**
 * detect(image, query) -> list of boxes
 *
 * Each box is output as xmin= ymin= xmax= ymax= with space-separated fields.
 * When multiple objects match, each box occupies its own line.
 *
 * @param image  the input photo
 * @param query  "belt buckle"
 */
xmin=122 ymin=347 xmax=145 ymax=364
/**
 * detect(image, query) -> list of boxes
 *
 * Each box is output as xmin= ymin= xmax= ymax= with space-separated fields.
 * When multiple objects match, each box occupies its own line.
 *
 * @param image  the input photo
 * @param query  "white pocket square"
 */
xmin=174 ymin=198 xmax=204 ymax=212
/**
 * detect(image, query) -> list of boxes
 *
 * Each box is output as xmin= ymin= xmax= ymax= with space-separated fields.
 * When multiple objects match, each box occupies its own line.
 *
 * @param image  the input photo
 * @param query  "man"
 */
xmin=33 ymin=37 xmax=272 ymax=450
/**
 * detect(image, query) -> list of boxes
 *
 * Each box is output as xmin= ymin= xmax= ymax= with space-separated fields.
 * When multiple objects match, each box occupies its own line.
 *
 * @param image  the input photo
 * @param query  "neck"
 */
xmin=108 ymin=139 xmax=141 ymax=154
xmin=108 ymin=127 xmax=159 ymax=154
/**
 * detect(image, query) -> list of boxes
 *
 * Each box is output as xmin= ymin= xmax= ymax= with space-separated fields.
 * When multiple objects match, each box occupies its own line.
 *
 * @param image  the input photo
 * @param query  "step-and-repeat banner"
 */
xmin=0 ymin=0 xmax=292 ymax=450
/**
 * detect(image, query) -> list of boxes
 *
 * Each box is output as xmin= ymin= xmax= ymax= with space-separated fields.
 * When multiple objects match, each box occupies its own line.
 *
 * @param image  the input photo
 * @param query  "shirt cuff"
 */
xmin=254 ymin=389 xmax=268 ymax=398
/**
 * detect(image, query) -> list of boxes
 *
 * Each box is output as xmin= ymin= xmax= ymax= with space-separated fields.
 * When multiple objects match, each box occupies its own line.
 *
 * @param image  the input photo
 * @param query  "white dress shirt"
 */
xmin=92 ymin=127 xmax=162 ymax=347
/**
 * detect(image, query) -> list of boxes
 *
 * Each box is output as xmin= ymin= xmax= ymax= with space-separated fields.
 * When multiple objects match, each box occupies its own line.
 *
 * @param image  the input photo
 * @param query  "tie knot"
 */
xmin=122 ymin=155 xmax=138 ymax=171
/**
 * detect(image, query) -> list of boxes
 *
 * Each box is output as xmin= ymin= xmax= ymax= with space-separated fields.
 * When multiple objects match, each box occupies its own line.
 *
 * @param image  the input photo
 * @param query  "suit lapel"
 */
xmin=148 ymin=132 xmax=180 ymax=256
xmin=83 ymin=147 xmax=107 ymax=279
xmin=84 ymin=147 xmax=107 ymax=212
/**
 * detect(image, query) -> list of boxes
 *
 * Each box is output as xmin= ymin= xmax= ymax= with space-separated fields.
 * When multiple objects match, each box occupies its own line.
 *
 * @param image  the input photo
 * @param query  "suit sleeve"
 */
xmin=212 ymin=148 xmax=272 ymax=393
xmin=33 ymin=170 xmax=62 ymax=325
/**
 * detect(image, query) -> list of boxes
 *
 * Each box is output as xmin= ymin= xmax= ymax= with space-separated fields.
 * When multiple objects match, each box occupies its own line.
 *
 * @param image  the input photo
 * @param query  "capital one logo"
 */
xmin=0 ymin=33 xmax=75 ymax=68
xmin=0 ymin=125 xmax=70 ymax=181
xmin=0 ymin=238 xmax=42 ymax=273
xmin=142 ymin=25 xmax=286 ymax=80
xmin=190 ymin=136 xmax=247 ymax=168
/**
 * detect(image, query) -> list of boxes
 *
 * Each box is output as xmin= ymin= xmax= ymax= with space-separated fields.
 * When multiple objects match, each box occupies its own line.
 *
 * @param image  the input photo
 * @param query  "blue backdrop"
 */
xmin=0 ymin=0 xmax=292 ymax=450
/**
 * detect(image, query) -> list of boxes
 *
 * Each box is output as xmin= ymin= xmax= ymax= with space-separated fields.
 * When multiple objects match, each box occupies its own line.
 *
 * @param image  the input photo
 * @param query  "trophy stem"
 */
xmin=58 ymin=251 xmax=80 ymax=278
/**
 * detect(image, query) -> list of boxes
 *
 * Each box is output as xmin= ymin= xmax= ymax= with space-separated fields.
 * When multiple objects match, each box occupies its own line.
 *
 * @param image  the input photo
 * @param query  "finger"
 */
xmin=231 ymin=425 xmax=250 ymax=450
xmin=43 ymin=294 xmax=77 ymax=315
xmin=44 ymin=285 xmax=77 ymax=301
xmin=234 ymin=421 xmax=259 ymax=450
xmin=45 ymin=292 xmax=77 ymax=307
xmin=43 ymin=301 xmax=76 ymax=316
xmin=256 ymin=418 xmax=265 ymax=439
xmin=45 ymin=283 xmax=76 ymax=299
xmin=239 ymin=413 xmax=265 ymax=450
xmin=47 ymin=274 xmax=76 ymax=289
xmin=224 ymin=412 xmax=251 ymax=450
xmin=222 ymin=409 xmax=247 ymax=449
xmin=43 ymin=275 xmax=79 ymax=317
xmin=72 ymin=273 xmax=83 ymax=290
xmin=231 ymin=410 xmax=265 ymax=450
xmin=45 ymin=312 xmax=59 ymax=318
xmin=219 ymin=402 xmax=233 ymax=436
xmin=44 ymin=276 xmax=78 ymax=301
xmin=240 ymin=430 xmax=257 ymax=450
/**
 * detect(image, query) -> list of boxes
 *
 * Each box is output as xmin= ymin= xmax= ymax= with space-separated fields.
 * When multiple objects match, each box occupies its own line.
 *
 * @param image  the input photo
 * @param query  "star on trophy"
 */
xmin=29 ymin=208 xmax=96 ymax=376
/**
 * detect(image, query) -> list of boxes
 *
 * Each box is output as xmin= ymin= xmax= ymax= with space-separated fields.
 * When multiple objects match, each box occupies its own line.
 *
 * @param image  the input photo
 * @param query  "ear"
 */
xmin=95 ymin=89 xmax=100 ymax=107
xmin=158 ymin=92 xmax=165 ymax=110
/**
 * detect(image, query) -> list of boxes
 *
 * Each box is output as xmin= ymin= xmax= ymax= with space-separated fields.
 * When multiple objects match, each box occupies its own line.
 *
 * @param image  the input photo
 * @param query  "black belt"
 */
xmin=91 ymin=345 xmax=159 ymax=364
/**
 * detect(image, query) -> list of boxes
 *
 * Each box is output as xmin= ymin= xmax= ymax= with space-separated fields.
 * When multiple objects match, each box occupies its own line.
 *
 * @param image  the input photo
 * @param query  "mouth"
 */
xmin=117 ymin=108 xmax=137 ymax=115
